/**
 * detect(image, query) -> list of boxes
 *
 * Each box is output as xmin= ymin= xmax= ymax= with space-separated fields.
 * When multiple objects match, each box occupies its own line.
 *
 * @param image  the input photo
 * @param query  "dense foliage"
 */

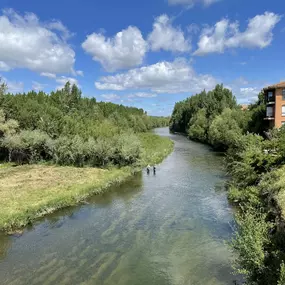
xmin=170 ymin=84 xmax=285 ymax=284
xmin=227 ymin=127 xmax=285 ymax=285
xmin=170 ymin=84 xmax=253 ymax=150
xmin=0 ymin=81 xmax=169 ymax=167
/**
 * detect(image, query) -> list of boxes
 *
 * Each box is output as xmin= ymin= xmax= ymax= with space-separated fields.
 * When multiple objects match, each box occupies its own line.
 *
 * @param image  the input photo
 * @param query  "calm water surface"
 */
xmin=0 ymin=128 xmax=239 ymax=285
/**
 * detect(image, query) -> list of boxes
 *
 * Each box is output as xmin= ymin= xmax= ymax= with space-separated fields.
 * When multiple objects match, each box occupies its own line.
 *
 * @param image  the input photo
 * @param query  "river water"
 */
xmin=0 ymin=128 xmax=239 ymax=285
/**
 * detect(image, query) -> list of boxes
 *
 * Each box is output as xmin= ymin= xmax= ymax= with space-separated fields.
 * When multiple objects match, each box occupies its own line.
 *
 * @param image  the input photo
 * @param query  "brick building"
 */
xmin=264 ymin=81 xmax=285 ymax=128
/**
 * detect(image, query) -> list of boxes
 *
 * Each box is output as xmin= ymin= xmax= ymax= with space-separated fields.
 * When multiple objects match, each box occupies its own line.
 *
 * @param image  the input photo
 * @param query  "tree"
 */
xmin=188 ymin=108 xmax=208 ymax=142
xmin=0 ymin=109 xmax=19 ymax=138
xmin=208 ymin=108 xmax=243 ymax=150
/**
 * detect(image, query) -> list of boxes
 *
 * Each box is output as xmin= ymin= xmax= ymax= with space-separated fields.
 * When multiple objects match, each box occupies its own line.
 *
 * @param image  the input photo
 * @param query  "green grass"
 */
xmin=0 ymin=132 xmax=173 ymax=232
xmin=138 ymin=132 xmax=174 ymax=166
xmin=0 ymin=162 xmax=16 ymax=169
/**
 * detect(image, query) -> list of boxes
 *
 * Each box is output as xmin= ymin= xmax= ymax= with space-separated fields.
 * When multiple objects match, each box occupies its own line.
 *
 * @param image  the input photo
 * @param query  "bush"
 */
xmin=113 ymin=133 xmax=141 ymax=166
xmin=230 ymin=209 xmax=272 ymax=284
xmin=228 ymin=185 xmax=261 ymax=207
xmin=49 ymin=135 xmax=86 ymax=166
xmin=208 ymin=108 xmax=243 ymax=150
xmin=2 ymin=130 xmax=50 ymax=163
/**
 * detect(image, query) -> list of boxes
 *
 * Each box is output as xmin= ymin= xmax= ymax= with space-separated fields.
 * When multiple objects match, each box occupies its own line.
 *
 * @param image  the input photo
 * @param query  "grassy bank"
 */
xmin=0 ymin=132 xmax=174 ymax=232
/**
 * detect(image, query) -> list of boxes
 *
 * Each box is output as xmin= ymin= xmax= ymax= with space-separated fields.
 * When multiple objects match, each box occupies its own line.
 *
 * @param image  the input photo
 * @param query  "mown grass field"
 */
xmin=0 ymin=132 xmax=174 ymax=232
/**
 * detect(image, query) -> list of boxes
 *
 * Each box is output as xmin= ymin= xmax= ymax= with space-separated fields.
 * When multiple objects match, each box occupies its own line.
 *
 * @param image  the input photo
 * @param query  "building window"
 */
xmin=282 ymin=105 xmax=285 ymax=116
xmin=268 ymin=91 xmax=273 ymax=101
xmin=283 ymin=89 xmax=285 ymax=100
xmin=267 ymin=106 xmax=273 ymax=117
xmin=282 ymin=121 xmax=285 ymax=126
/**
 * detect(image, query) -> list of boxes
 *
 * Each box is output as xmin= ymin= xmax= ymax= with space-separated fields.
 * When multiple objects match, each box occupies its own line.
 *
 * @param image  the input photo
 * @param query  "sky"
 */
xmin=0 ymin=0 xmax=284 ymax=116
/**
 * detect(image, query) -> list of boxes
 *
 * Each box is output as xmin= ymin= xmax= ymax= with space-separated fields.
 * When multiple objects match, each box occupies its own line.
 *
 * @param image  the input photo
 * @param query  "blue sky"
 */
xmin=0 ymin=0 xmax=284 ymax=115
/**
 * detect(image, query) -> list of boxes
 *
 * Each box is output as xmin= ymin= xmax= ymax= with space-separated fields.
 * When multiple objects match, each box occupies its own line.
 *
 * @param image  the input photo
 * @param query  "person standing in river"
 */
xmin=147 ymin=165 xmax=150 ymax=174
xmin=153 ymin=165 xmax=156 ymax=175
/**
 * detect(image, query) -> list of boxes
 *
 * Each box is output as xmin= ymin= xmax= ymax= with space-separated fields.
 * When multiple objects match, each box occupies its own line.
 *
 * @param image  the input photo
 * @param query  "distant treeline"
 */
xmin=170 ymin=84 xmax=285 ymax=284
xmin=169 ymin=84 xmax=266 ymax=150
xmin=0 ymin=81 xmax=169 ymax=167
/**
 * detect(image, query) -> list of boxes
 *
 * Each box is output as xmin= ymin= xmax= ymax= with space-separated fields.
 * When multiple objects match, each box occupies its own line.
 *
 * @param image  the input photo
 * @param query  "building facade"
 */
xmin=264 ymin=82 xmax=285 ymax=128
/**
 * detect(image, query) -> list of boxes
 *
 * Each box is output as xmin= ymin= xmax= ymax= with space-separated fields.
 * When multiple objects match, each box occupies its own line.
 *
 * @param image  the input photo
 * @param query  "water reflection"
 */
xmin=89 ymin=172 xmax=144 ymax=205
xmin=0 ymin=234 xmax=11 ymax=261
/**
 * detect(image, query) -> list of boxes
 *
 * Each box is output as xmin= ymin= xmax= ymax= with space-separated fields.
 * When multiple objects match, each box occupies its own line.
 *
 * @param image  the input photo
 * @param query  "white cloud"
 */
xmin=226 ymin=77 xmax=265 ymax=104
xmin=55 ymin=76 xmax=78 ymax=90
xmin=95 ymin=58 xmax=217 ymax=94
xmin=194 ymin=12 xmax=281 ymax=55
xmin=41 ymin=72 xmax=56 ymax=79
xmin=128 ymin=92 xmax=157 ymax=98
xmin=45 ymin=20 xmax=74 ymax=40
xmin=148 ymin=15 xmax=190 ymax=52
xmin=76 ymin=70 xmax=84 ymax=77
xmin=0 ymin=61 xmax=10 ymax=71
xmin=0 ymin=9 xmax=75 ymax=74
xmin=32 ymin=81 xmax=46 ymax=91
xmin=101 ymin=94 xmax=120 ymax=101
xmin=82 ymin=26 xmax=147 ymax=72
xmin=2 ymin=77 xmax=24 ymax=93
xmin=168 ymin=0 xmax=220 ymax=7
xmin=239 ymin=87 xmax=261 ymax=103
xmin=187 ymin=23 xmax=200 ymax=34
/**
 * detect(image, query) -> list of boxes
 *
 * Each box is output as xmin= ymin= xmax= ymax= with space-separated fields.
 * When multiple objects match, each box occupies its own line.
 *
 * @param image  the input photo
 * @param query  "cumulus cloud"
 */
xmin=95 ymin=58 xmax=217 ymax=94
xmin=128 ymin=92 xmax=157 ymax=98
xmin=55 ymin=76 xmax=78 ymax=90
xmin=239 ymin=87 xmax=261 ymax=103
xmin=76 ymin=70 xmax=84 ymax=77
xmin=0 ymin=61 xmax=10 ymax=71
xmin=101 ymin=94 xmax=120 ymax=101
xmin=82 ymin=26 xmax=147 ymax=72
xmin=46 ymin=20 xmax=74 ymax=40
xmin=41 ymin=72 xmax=56 ymax=79
xmin=32 ymin=81 xmax=46 ymax=91
xmin=148 ymin=15 xmax=190 ymax=52
xmin=194 ymin=12 xmax=281 ymax=55
xmin=168 ymin=0 xmax=220 ymax=7
xmin=8 ymin=81 xmax=24 ymax=93
xmin=0 ymin=9 xmax=75 ymax=74
xmin=226 ymin=77 xmax=265 ymax=104
xmin=1 ymin=77 xmax=24 ymax=93
xmin=187 ymin=23 xmax=200 ymax=34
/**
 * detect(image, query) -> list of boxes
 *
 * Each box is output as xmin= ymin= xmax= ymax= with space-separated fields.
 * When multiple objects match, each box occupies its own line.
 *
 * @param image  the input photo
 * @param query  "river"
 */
xmin=0 ymin=128 xmax=239 ymax=285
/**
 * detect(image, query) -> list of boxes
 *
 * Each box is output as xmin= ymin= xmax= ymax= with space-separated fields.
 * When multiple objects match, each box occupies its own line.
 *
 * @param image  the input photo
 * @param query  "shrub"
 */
xmin=2 ymin=130 xmax=50 ymax=163
xmin=114 ymin=133 xmax=141 ymax=166
xmin=230 ymin=209 xmax=272 ymax=284
xmin=208 ymin=108 xmax=243 ymax=150
xmin=228 ymin=185 xmax=261 ymax=207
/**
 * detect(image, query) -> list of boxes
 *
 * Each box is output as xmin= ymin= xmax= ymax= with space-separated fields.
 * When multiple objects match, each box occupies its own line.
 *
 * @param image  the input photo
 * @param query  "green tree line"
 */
xmin=0 ymin=80 xmax=169 ymax=167
xmin=170 ymin=84 xmax=285 ymax=284
xmin=170 ymin=84 xmax=266 ymax=150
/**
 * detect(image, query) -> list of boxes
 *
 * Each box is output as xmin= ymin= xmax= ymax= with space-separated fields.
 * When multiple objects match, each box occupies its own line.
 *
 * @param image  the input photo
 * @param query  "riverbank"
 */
xmin=0 ymin=132 xmax=174 ymax=232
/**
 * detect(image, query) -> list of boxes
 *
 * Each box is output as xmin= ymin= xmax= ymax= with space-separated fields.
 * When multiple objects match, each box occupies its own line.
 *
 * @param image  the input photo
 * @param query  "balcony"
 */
xmin=264 ymin=106 xmax=274 ymax=120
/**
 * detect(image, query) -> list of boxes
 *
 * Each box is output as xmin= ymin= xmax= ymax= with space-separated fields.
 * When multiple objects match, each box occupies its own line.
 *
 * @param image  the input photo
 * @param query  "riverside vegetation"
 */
xmin=0 ymin=80 xmax=173 ymax=232
xmin=170 ymin=84 xmax=285 ymax=285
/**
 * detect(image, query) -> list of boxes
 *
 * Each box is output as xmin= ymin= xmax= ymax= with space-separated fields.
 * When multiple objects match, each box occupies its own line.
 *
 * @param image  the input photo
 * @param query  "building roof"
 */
xmin=264 ymin=81 xmax=285 ymax=90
